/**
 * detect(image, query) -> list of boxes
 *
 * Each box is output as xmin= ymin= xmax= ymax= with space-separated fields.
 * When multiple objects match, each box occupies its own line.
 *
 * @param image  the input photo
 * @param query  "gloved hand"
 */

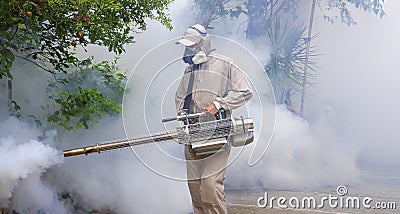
xmin=180 ymin=110 xmax=197 ymax=125
xmin=203 ymin=103 xmax=219 ymax=115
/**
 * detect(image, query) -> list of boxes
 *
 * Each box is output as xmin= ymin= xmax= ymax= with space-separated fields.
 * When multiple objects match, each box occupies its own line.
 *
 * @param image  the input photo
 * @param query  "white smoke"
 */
xmin=0 ymin=117 xmax=64 ymax=212
xmin=227 ymin=105 xmax=359 ymax=190
xmin=191 ymin=3 xmax=361 ymax=190
xmin=2 ymin=0 xmax=399 ymax=213
xmin=307 ymin=1 xmax=400 ymax=174
xmin=9 ymin=174 xmax=67 ymax=214
xmin=43 ymin=1 xmax=195 ymax=213
xmin=1 ymin=0 xmax=195 ymax=213
xmin=227 ymin=1 xmax=400 ymax=192
xmin=184 ymin=1 xmax=400 ymax=194
xmin=49 ymin=118 xmax=192 ymax=214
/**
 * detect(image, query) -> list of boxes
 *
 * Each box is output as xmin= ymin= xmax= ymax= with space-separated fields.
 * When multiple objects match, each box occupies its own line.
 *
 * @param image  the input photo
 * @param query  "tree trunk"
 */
xmin=299 ymin=0 xmax=317 ymax=117
xmin=246 ymin=0 xmax=269 ymax=39
xmin=195 ymin=0 xmax=225 ymax=28
xmin=8 ymin=79 xmax=12 ymax=113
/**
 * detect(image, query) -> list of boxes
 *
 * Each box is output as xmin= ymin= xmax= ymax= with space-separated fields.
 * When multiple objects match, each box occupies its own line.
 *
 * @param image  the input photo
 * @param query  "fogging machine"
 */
xmin=63 ymin=112 xmax=254 ymax=157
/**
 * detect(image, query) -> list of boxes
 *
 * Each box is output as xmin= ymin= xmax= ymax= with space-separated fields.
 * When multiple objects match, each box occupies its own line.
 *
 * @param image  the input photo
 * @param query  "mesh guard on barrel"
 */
xmin=178 ymin=117 xmax=254 ymax=155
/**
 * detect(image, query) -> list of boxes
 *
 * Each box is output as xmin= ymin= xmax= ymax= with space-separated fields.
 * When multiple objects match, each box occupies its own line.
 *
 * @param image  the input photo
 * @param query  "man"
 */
xmin=175 ymin=24 xmax=253 ymax=214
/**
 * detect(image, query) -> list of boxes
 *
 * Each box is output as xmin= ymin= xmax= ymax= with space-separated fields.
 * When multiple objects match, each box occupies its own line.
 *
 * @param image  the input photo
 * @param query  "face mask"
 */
xmin=183 ymin=47 xmax=208 ymax=65
xmin=191 ymin=51 xmax=207 ymax=64
xmin=183 ymin=47 xmax=195 ymax=65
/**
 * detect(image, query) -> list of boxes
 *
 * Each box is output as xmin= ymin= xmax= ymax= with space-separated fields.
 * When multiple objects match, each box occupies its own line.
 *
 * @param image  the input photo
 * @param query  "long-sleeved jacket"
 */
xmin=175 ymin=53 xmax=253 ymax=115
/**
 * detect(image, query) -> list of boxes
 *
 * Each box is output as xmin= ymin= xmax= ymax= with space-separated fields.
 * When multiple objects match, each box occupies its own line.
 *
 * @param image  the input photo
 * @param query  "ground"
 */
xmin=226 ymin=170 xmax=399 ymax=213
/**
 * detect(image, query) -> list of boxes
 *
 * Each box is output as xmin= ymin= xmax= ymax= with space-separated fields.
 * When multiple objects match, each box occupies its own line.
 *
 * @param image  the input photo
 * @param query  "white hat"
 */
xmin=176 ymin=24 xmax=207 ymax=46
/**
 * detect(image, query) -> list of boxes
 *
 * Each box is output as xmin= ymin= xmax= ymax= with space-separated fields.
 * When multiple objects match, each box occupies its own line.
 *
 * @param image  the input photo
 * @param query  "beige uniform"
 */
xmin=175 ymin=54 xmax=253 ymax=114
xmin=175 ymin=53 xmax=253 ymax=214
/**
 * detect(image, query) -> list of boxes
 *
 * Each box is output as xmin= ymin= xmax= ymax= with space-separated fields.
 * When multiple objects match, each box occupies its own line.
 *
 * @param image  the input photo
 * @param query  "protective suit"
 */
xmin=175 ymin=24 xmax=253 ymax=214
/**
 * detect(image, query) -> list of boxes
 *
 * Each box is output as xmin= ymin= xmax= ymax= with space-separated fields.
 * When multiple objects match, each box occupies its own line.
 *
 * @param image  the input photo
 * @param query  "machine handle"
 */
xmin=162 ymin=112 xmax=205 ymax=123
xmin=162 ymin=117 xmax=177 ymax=123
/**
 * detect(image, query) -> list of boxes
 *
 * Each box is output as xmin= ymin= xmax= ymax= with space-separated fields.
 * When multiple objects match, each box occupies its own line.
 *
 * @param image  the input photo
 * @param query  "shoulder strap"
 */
xmin=183 ymin=65 xmax=198 ymax=113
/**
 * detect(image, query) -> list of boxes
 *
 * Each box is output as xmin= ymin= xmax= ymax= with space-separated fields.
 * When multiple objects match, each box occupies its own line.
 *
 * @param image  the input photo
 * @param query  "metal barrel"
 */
xmin=63 ymin=132 xmax=178 ymax=157
xmin=63 ymin=117 xmax=254 ymax=158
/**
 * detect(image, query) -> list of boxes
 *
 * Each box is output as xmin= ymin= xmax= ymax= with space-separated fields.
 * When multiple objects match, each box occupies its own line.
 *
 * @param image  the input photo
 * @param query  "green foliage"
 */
xmin=266 ymin=18 xmax=317 ymax=106
xmin=49 ymin=57 xmax=126 ymax=101
xmin=28 ymin=114 xmax=42 ymax=127
xmin=193 ymin=0 xmax=228 ymax=27
xmin=47 ymin=88 xmax=121 ymax=130
xmin=45 ymin=57 xmax=126 ymax=130
xmin=0 ymin=0 xmax=172 ymax=131
xmin=0 ymin=48 xmax=15 ymax=79
xmin=194 ymin=0 xmax=299 ymax=34
xmin=194 ymin=0 xmax=385 ymax=108
xmin=324 ymin=0 xmax=385 ymax=25
xmin=11 ymin=101 xmax=22 ymax=118
xmin=0 ymin=0 xmax=173 ymax=79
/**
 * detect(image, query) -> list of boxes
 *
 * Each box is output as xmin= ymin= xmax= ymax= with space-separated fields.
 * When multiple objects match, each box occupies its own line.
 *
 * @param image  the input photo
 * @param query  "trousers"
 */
xmin=185 ymin=145 xmax=230 ymax=214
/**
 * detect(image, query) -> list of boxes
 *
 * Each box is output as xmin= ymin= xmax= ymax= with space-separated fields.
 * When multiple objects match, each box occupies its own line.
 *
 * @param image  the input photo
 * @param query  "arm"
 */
xmin=175 ymin=77 xmax=186 ymax=115
xmin=215 ymin=63 xmax=253 ymax=111
xmin=175 ymin=67 xmax=191 ymax=115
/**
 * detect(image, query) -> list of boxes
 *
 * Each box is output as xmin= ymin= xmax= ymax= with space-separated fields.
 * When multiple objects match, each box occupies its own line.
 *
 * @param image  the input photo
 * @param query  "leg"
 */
xmin=199 ymin=149 xmax=230 ymax=214
xmin=185 ymin=145 xmax=204 ymax=214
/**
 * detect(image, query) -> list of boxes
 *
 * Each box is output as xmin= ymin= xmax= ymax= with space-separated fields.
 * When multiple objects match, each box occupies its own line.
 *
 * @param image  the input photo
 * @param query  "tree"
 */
xmin=193 ymin=0 xmax=385 ymax=37
xmin=299 ymin=0 xmax=385 ymax=115
xmin=245 ymin=0 xmax=299 ymax=39
xmin=194 ymin=0 xmax=226 ymax=28
xmin=300 ymin=0 xmax=317 ymax=116
xmin=265 ymin=18 xmax=317 ymax=110
xmin=45 ymin=57 xmax=126 ymax=130
xmin=0 ymin=0 xmax=173 ymax=129
xmin=322 ymin=0 xmax=385 ymax=26
xmin=193 ymin=0 xmax=385 ymax=113
xmin=193 ymin=0 xmax=299 ymax=39
xmin=0 ymin=0 xmax=173 ymax=79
